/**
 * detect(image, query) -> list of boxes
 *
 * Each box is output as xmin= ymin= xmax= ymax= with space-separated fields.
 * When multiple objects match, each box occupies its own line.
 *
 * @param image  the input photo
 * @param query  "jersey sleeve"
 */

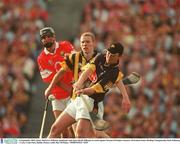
xmin=91 ymin=67 xmax=122 ymax=93
xmin=62 ymin=41 xmax=74 ymax=54
xmin=64 ymin=53 xmax=74 ymax=71
xmin=115 ymin=71 xmax=124 ymax=83
xmin=60 ymin=60 xmax=71 ymax=71
xmin=91 ymin=83 xmax=105 ymax=93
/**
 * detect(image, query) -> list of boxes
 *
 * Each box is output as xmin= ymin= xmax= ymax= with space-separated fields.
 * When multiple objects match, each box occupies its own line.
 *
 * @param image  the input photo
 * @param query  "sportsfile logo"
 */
xmin=3 ymin=138 xmax=17 ymax=144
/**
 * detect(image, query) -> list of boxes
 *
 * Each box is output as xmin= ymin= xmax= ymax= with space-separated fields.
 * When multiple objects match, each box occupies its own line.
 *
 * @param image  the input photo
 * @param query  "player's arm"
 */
xmin=44 ymin=52 xmax=73 ymax=98
xmin=115 ymin=80 xmax=131 ymax=113
xmin=74 ymin=63 xmax=96 ymax=92
xmin=44 ymin=60 xmax=71 ymax=98
xmin=45 ymin=68 xmax=67 ymax=96
xmin=75 ymin=78 xmax=106 ymax=95
xmin=75 ymin=87 xmax=95 ymax=96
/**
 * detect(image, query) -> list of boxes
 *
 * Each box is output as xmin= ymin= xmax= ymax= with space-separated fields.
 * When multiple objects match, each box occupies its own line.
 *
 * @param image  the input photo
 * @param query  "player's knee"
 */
xmin=61 ymin=129 xmax=69 ymax=138
xmin=76 ymin=126 xmax=95 ymax=138
xmin=50 ymin=123 xmax=60 ymax=137
xmin=75 ymin=126 xmax=84 ymax=138
xmin=68 ymin=127 xmax=75 ymax=138
xmin=95 ymin=131 xmax=110 ymax=138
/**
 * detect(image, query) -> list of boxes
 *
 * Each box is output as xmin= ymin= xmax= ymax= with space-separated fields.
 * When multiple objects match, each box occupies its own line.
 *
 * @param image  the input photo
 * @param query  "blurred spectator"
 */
xmin=76 ymin=0 xmax=180 ymax=138
xmin=0 ymin=0 xmax=48 ymax=137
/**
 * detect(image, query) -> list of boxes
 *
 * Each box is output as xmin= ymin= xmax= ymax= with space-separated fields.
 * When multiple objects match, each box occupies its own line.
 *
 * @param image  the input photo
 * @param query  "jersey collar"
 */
xmin=81 ymin=50 xmax=98 ymax=62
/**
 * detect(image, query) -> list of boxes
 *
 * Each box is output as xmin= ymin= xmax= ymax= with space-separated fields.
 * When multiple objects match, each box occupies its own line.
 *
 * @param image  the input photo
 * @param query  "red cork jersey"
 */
xmin=37 ymin=41 xmax=74 ymax=99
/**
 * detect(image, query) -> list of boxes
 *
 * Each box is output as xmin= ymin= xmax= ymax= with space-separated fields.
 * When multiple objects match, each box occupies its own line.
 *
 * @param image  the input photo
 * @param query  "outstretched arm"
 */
xmin=116 ymin=81 xmax=131 ymax=113
xmin=75 ymin=87 xmax=95 ymax=96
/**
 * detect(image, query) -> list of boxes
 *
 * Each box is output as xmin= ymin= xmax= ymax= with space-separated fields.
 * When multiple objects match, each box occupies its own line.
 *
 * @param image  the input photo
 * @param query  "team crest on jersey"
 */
xmin=48 ymin=60 xmax=53 ymax=65
xmin=110 ymin=44 xmax=115 ymax=48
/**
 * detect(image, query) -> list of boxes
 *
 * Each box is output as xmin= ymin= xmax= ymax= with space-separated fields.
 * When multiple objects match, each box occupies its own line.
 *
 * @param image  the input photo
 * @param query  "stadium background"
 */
xmin=0 ymin=0 xmax=179 ymax=138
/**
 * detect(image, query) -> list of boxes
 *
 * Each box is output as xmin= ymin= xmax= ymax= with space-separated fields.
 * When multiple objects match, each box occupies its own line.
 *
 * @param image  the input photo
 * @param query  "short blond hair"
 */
xmin=80 ymin=32 xmax=95 ymax=42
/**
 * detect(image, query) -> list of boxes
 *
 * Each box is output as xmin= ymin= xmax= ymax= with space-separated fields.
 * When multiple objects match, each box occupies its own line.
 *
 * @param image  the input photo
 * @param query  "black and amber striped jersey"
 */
xmin=61 ymin=51 xmax=98 ymax=81
xmin=87 ymin=53 xmax=124 ymax=102
xmin=60 ymin=51 xmax=98 ymax=99
xmin=64 ymin=51 xmax=97 ymax=74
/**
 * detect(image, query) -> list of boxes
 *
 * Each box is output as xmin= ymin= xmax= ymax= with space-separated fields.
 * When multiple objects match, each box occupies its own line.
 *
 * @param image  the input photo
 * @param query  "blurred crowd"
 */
xmin=0 ymin=0 xmax=179 ymax=138
xmin=75 ymin=0 xmax=180 ymax=138
xmin=0 ymin=0 xmax=48 ymax=137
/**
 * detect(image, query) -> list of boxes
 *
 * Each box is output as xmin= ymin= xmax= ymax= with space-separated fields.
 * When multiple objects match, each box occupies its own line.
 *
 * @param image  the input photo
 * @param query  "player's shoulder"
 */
xmin=70 ymin=51 xmax=81 ymax=59
xmin=93 ymin=53 xmax=106 ymax=65
xmin=59 ymin=41 xmax=73 ymax=47
xmin=58 ymin=41 xmax=74 ymax=52
xmin=95 ymin=53 xmax=105 ymax=60
xmin=37 ymin=51 xmax=45 ymax=61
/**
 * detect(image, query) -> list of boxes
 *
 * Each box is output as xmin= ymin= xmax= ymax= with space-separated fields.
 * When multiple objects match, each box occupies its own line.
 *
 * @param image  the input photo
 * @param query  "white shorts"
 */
xmin=51 ymin=96 xmax=71 ymax=111
xmin=64 ymin=94 xmax=104 ymax=122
